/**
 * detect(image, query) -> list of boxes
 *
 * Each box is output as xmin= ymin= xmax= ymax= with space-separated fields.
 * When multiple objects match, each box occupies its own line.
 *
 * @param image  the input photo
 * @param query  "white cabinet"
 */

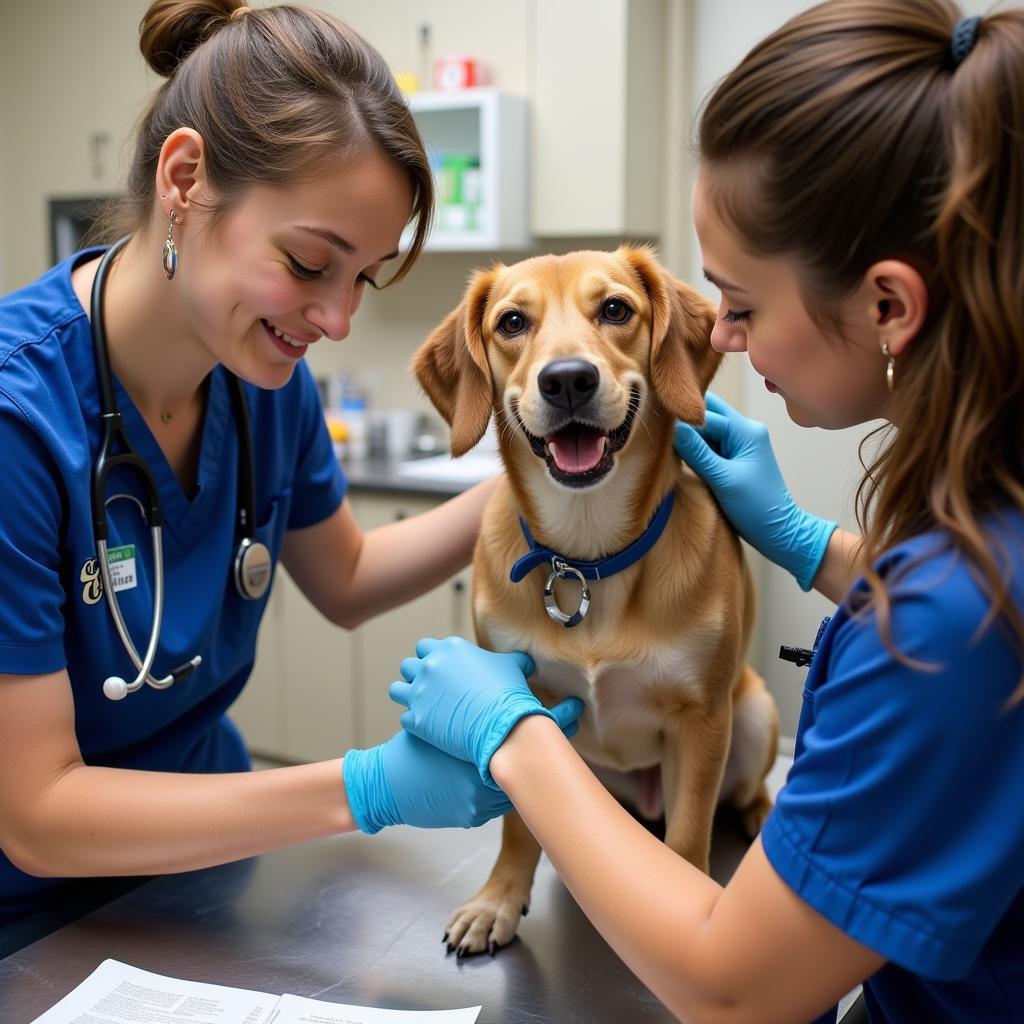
xmin=530 ymin=0 xmax=666 ymax=238
xmin=231 ymin=582 xmax=286 ymax=758
xmin=231 ymin=490 xmax=472 ymax=762
xmin=407 ymin=88 xmax=531 ymax=252
xmin=352 ymin=491 xmax=473 ymax=747
xmin=230 ymin=569 xmax=356 ymax=764
xmin=0 ymin=0 xmax=152 ymax=290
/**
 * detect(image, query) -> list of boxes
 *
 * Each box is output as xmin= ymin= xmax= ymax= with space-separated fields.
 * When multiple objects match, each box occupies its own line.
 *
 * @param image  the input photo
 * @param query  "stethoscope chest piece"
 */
xmin=234 ymin=538 xmax=272 ymax=600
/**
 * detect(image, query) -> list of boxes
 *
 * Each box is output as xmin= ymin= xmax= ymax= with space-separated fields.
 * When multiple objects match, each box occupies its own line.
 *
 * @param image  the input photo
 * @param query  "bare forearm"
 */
xmin=341 ymin=475 xmax=499 ymax=625
xmin=810 ymin=527 xmax=862 ymax=604
xmin=491 ymin=718 xmax=872 ymax=1022
xmin=11 ymin=758 xmax=354 ymax=878
xmin=490 ymin=716 xmax=730 ymax=1020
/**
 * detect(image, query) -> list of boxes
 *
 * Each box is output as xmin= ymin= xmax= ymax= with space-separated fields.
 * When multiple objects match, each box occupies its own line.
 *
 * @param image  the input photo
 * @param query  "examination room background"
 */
xmin=1 ymin=0 xmax=977 ymax=745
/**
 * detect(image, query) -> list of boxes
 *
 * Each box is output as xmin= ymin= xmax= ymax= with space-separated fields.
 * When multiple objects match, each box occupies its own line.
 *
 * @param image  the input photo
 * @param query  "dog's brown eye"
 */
xmin=497 ymin=311 xmax=527 ymax=337
xmin=601 ymin=299 xmax=632 ymax=324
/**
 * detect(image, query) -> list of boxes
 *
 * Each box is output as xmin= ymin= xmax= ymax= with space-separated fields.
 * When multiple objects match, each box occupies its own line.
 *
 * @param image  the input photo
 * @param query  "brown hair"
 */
xmin=96 ymin=0 xmax=432 ymax=283
xmin=697 ymin=0 xmax=1024 ymax=690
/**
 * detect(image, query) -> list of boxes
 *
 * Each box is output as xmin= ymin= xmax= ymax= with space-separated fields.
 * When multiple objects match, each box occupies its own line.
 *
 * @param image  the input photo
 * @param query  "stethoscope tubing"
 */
xmin=90 ymin=238 xmax=203 ymax=699
xmin=97 ymin=529 xmax=171 ymax=692
xmin=89 ymin=236 xmax=270 ymax=700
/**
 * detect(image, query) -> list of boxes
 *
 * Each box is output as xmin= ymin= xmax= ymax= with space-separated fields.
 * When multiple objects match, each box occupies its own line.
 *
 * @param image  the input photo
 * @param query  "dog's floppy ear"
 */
xmin=411 ymin=266 xmax=500 ymax=456
xmin=620 ymin=245 xmax=721 ymax=424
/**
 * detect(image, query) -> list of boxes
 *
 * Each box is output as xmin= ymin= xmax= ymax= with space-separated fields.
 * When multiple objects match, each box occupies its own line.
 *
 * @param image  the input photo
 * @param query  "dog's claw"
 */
xmin=446 ymin=942 xmax=455 ymax=954
xmin=456 ymin=945 xmax=468 ymax=959
xmin=442 ymin=932 xmax=448 ymax=944
xmin=521 ymin=904 xmax=529 ymax=917
xmin=488 ymin=940 xmax=497 ymax=957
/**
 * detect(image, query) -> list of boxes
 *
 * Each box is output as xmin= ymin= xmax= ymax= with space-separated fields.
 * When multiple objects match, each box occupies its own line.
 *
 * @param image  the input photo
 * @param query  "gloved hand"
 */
xmin=673 ymin=391 xmax=837 ymax=591
xmin=343 ymin=730 xmax=512 ymax=834
xmin=389 ymin=636 xmax=585 ymax=787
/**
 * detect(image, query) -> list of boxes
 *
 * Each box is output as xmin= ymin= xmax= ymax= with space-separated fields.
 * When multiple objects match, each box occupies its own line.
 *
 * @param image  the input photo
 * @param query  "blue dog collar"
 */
xmin=509 ymin=490 xmax=675 ymax=584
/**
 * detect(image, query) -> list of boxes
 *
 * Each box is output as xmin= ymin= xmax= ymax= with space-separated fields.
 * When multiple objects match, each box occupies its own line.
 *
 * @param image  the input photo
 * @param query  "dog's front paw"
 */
xmin=444 ymin=880 xmax=531 ymax=958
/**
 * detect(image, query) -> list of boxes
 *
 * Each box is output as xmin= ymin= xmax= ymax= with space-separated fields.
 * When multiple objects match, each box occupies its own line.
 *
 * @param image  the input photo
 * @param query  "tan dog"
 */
xmin=413 ymin=246 xmax=778 ymax=957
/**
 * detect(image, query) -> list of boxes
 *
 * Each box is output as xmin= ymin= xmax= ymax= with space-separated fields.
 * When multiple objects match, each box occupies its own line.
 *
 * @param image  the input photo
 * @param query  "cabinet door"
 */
xmin=278 ymin=569 xmax=357 ymax=763
xmin=530 ymin=0 xmax=666 ymax=237
xmin=356 ymin=568 xmax=472 ymax=748
xmin=349 ymin=492 xmax=472 ymax=748
xmin=89 ymin=0 xmax=156 ymax=192
xmin=230 ymin=580 xmax=288 ymax=760
xmin=232 ymin=568 xmax=356 ymax=765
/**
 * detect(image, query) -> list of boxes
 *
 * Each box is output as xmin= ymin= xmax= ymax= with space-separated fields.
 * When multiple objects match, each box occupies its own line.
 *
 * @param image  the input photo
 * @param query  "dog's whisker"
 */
xmin=498 ymin=415 xmax=518 ymax=445
xmin=633 ymin=406 xmax=655 ymax=444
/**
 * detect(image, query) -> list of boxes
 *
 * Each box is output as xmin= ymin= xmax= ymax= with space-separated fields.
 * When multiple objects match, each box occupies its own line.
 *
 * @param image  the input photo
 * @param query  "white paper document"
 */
xmin=31 ymin=959 xmax=481 ymax=1024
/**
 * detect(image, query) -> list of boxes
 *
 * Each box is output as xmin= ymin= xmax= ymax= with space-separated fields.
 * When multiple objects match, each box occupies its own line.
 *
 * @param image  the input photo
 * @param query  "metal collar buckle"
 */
xmin=543 ymin=558 xmax=591 ymax=628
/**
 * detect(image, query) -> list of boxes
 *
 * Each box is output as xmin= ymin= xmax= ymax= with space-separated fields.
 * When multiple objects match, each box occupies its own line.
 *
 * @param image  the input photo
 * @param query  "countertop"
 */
xmin=343 ymin=452 xmax=503 ymax=498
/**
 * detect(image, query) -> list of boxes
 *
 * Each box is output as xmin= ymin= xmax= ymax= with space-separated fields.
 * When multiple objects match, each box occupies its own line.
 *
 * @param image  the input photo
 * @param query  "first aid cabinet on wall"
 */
xmin=408 ymin=88 xmax=532 ymax=252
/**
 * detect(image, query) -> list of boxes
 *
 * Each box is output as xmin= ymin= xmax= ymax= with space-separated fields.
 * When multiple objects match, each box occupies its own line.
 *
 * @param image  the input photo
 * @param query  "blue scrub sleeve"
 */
xmin=286 ymin=366 xmax=346 ymax=530
xmin=0 ymin=402 xmax=67 ymax=674
xmin=762 ymin=553 xmax=1024 ymax=981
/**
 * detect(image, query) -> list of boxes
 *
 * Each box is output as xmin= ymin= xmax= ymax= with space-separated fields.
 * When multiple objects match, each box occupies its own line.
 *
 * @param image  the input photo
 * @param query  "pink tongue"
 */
xmin=548 ymin=432 xmax=606 ymax=473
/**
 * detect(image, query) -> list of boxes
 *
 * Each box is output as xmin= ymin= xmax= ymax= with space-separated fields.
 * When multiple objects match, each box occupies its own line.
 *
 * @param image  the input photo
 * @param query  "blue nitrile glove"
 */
xmin=389 ymin=636 xmax=585 ymax=787
xmin=673 ymin=391 xmax=837 ymax=591
xmin=343 ymin=730 xmax=513 ymax=834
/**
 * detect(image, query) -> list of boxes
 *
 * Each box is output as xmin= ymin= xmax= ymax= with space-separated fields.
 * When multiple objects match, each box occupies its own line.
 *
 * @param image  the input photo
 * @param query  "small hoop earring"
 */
xmin=162 ymin=210 xmax=179 ymax=280
xmin=881 ymin=341 xmax=895 ymax=393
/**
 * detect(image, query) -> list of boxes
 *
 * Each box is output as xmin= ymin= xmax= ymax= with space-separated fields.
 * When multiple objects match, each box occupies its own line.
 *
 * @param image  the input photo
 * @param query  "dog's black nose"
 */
xmin=538 ymin=359 xmax=599 ymax=413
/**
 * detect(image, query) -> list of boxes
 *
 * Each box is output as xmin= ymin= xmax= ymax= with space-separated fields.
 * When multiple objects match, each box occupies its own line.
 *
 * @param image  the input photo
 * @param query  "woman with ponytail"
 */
xmin=0 ymin=0 xmax=582 ymax=947
xmin=386 ymin=1 xmax=1024 ymax=1020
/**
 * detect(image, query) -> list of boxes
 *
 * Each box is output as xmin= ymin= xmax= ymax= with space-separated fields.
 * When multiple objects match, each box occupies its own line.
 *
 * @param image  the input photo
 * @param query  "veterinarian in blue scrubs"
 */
xmin=383 ymin=4 xmax=1024 ymax=1022
xmin=0 ymin=1 xmax=581 ymax=946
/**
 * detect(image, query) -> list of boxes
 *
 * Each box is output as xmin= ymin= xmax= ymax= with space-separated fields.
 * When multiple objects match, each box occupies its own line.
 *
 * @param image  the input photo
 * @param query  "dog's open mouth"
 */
xmin=516 ymin=386 xmax=640 ymax=488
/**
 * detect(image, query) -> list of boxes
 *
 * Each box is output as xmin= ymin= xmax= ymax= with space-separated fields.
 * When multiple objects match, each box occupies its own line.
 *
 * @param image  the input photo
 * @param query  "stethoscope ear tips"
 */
xmin=103 ymin=676 xmax=129 ymax=701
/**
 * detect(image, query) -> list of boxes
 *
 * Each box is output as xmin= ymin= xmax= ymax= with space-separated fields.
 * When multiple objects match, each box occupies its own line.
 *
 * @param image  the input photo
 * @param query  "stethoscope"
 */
xmin=90 ymin=236 xmax=272 ymax=701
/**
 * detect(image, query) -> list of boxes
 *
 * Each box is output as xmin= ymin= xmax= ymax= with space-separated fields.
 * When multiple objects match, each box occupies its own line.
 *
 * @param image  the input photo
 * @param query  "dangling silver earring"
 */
xmin=881 ymin=341 xmax=895 ymax=393
xmin=162 ymin=210 xmax=179 ymax=280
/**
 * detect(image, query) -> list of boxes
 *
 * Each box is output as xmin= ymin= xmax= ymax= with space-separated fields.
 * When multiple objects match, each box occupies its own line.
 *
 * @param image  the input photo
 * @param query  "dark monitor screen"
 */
xmin=49 ymin=197 xmax=110 ymax=266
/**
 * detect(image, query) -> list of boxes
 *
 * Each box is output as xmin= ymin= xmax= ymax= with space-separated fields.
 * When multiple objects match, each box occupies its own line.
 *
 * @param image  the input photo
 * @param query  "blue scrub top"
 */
xmin=0 ymin=250 xmax=346 ymax=921
xmin=761 ymin=516 xmax=1024 ymax=1022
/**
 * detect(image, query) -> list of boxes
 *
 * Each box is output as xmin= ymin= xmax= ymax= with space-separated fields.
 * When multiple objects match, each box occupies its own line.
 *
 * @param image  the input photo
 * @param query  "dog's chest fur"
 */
xmin=481 ymin=611 xmax=716 ymax=773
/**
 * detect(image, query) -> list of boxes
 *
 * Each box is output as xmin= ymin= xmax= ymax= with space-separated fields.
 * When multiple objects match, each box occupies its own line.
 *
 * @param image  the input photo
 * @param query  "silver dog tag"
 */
xmin=543 ymin=559 xmax=591 ymax=628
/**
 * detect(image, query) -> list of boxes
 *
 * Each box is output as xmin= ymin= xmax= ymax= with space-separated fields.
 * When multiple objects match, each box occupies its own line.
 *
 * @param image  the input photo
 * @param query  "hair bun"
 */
xmin=139 ymin=0 xmax=245 ymax=77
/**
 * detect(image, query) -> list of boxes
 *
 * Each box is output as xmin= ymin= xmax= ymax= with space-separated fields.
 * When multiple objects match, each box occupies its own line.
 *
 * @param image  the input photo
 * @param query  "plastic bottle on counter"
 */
xmin=340 ymin=384 xmax=369 ymax=461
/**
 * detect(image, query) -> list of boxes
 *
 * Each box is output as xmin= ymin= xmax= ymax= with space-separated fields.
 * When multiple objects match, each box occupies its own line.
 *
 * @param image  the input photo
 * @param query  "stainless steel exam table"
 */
xmin=0 ymin=808 xmax=758 ymax=1023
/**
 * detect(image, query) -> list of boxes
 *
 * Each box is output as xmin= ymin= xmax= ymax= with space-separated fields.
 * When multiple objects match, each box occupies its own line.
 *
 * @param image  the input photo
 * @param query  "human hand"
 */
xmin=389 ymin=636 xmax=585 ymax=786
xmin=673 ymin=391 xmax=837 ymax=591
xmin=343 ymin=730 xmax=513 ymax=834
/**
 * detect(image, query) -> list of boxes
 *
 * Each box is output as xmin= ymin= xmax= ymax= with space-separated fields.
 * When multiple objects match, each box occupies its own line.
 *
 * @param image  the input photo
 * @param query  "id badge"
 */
xmin=106 ymin=544 xmax=138 ymax=593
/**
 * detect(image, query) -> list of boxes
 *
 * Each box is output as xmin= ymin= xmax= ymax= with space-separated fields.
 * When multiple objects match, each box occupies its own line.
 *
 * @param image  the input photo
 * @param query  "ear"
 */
xmin=620 ymin=245 xmax=720 ymax=424
xmin=155 ymin=128 xmax=207 ymax=218
xmin=864 ymin=258 xmax=928 ymax=359
xmin=411 ymin=266 xmax=500 ymax=456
